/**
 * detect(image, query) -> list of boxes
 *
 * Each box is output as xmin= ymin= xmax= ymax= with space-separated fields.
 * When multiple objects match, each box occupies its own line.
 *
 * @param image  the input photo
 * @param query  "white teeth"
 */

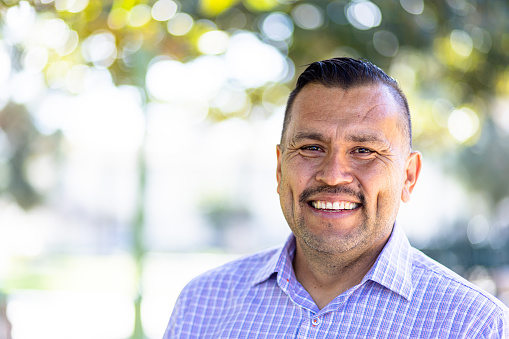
xmin=311 ymin=201 xmax=359 ymax=210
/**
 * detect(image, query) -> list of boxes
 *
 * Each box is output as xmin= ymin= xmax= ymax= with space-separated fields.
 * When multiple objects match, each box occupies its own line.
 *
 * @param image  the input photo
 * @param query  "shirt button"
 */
xmin=311 ymin=317 xmax=321 ymax=326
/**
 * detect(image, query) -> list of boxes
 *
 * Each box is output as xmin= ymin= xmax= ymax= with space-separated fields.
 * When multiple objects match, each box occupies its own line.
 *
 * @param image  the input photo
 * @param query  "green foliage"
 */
xmin=0 ymin=0 xmax=506 ymax=208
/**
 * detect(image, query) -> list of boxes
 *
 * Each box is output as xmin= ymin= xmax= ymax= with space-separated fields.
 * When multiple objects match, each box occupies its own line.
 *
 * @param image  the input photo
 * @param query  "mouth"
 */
xmin=309 ymin=200 xmax=361 ymax=211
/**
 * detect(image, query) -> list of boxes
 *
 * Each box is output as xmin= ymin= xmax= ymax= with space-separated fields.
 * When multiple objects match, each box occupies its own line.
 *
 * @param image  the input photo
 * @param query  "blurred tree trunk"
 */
xmin=132 ymin=123 xmax=147 ymax=339
xmin=0 ymin=292 xmax=12 ymax=339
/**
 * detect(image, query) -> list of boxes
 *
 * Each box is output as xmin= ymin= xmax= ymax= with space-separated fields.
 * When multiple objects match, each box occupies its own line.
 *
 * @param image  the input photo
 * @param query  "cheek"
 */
xmin=355 ymin=165 xmax=385 ymax=190
xmin=373 ymin=170 xmax=406 ymax=213
xmin=278 ymin=179 xmax=297 ymax=224
xmin=279 ymin=170 xmax=300 ymax=201
xmin=281 ymin=160 xmax=312 ymax=189
xmin=356 ymin=165 xmax=401 ymax=201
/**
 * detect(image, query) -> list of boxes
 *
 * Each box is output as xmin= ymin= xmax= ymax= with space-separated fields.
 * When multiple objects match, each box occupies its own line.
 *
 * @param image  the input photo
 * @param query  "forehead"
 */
xmin=287 ymin=84 xmax=405 ymax=144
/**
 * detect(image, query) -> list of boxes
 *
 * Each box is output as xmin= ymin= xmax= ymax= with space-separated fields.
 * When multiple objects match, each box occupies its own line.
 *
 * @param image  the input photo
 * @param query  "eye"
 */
xmin=301 ymin=145 xmax=323 ymax=152
xmin=353 ymin=147 xmax=374 ymax=154
xmin=298 ymin=145 xmax=324 ymax=157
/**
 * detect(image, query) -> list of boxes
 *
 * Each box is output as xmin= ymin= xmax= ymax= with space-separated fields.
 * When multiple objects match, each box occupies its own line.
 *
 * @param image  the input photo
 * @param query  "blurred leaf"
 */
xmin=243 ymin=0 xmax=279 ymax=12
xmin=199 ymin=0 xmax=240 ymax=16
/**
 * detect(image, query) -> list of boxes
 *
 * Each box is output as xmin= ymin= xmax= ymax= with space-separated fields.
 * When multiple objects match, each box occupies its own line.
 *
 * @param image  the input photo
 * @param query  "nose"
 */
xmin=315 ymin=153 xmax=354 ymax=186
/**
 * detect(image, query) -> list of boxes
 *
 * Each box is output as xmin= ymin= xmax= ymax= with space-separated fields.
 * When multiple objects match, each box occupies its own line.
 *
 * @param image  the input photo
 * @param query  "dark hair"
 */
xmin=281 ymin=57 xmax=412 ymax=148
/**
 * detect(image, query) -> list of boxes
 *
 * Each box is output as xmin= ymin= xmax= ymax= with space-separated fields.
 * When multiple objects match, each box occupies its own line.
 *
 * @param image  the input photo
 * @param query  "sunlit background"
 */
xmin=1 ymin=0 xmax=509 ymax=338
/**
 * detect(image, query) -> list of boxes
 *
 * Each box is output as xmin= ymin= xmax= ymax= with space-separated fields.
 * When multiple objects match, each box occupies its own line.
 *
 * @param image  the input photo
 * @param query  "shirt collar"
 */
xmin=252 ymin=223 xmax=414 ymax=301
xmin=252 ymin=234 xmax=295 ymax=285
xmin=362 ymin=222 xmax=414 ymax=301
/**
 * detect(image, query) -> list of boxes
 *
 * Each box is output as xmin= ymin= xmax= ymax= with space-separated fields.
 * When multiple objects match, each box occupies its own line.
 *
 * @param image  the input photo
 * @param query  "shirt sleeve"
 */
xmin=163 ymin=290 xmax=186 ymax=339
xmin=479 ymin=307 xmax=509 ymax=339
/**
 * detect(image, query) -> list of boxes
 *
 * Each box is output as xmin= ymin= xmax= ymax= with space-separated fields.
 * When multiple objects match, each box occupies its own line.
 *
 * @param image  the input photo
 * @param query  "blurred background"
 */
xmin=1 ymin=0 xmax=509 ymax=338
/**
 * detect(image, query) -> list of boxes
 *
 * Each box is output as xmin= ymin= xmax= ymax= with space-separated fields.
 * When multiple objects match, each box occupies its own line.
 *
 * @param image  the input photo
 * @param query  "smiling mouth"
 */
xmin=310 ymin=201 xmax=360 ymax=211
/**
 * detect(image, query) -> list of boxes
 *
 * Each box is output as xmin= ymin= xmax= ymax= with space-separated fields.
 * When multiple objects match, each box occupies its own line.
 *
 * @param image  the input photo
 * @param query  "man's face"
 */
xmin=276 ymin=83 xmax=420 ymax=256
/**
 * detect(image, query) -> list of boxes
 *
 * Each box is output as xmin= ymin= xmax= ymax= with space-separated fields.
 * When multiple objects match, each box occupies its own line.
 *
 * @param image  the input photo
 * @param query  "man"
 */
xmin=164 ymin=57 xmax=509 ymax=338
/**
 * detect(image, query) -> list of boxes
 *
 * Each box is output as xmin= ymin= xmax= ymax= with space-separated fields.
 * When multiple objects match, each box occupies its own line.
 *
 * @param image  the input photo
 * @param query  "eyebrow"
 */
xmin=291 ymin=131 xmax=386 ymax=144
xmin=292 ymin=131 xmax=329 ymax=143
xmin=346 ymin=133 xmax=386 ymax=144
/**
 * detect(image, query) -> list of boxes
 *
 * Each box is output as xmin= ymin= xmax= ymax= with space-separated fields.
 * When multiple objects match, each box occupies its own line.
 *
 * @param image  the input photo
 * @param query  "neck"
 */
xmin=293 ymin=235 xmax=389 ymax=310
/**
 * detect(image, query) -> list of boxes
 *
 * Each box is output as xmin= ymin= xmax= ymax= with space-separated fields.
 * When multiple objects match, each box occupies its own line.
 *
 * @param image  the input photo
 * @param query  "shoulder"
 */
xmin=180 ymin=245 xmax=281 ymax=297
xmin=411 ymin=248 xmax=493 ymax=297
xmin=410 ymin=247 xmax=509 ymax=331
xmin=165 ymin=245 xmax=286 ymax=338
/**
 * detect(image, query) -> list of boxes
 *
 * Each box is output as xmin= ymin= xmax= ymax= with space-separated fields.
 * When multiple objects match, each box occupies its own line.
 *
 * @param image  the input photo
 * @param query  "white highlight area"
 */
xmin=346 ymin=0 xmax=382 ymax=30
xmin=7 ymin=290 xmax=134 ymax=339
xmin=146 ymin=32 xmax=290 ymax=104
xmin=224 ymin=32 xmax=288 ymax=88
xmin=447 ymin=107 xmax=479 ymax=143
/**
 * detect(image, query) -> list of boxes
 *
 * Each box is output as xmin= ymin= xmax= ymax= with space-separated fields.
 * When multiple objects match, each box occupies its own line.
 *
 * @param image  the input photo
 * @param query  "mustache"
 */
xmin=299 ymin=185 xmax=365 ymax=204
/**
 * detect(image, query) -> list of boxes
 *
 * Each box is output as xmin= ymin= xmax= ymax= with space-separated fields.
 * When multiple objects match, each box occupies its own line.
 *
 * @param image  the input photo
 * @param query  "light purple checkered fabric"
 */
xmin=164 ymin=223 xmax=509 ymax=338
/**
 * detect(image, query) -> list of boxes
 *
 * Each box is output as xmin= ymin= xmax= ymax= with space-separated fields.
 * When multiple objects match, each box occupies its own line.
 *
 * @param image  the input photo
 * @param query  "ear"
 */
xmin=276 ymin=145 xmax=282 ymax=194
xmin=401 ymin=151 xmax=422 ymax=203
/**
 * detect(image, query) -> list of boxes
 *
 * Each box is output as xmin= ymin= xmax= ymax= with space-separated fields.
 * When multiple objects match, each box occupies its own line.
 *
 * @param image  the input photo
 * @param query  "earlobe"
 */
xmin=401 ymin=151 xmax=422 ymax=203
xmin=276 ymin=145 xmax=282 ymax=194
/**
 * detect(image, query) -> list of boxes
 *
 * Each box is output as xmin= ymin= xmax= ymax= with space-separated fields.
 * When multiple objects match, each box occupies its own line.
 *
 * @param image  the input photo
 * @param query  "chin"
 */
xmin=300 ymin=230 xmax=363 ymax=254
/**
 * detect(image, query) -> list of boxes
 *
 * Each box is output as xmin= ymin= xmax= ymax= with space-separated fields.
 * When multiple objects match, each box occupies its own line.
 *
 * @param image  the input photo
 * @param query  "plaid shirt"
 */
xmin=164 ymin=223 xmax=509 ymax=338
